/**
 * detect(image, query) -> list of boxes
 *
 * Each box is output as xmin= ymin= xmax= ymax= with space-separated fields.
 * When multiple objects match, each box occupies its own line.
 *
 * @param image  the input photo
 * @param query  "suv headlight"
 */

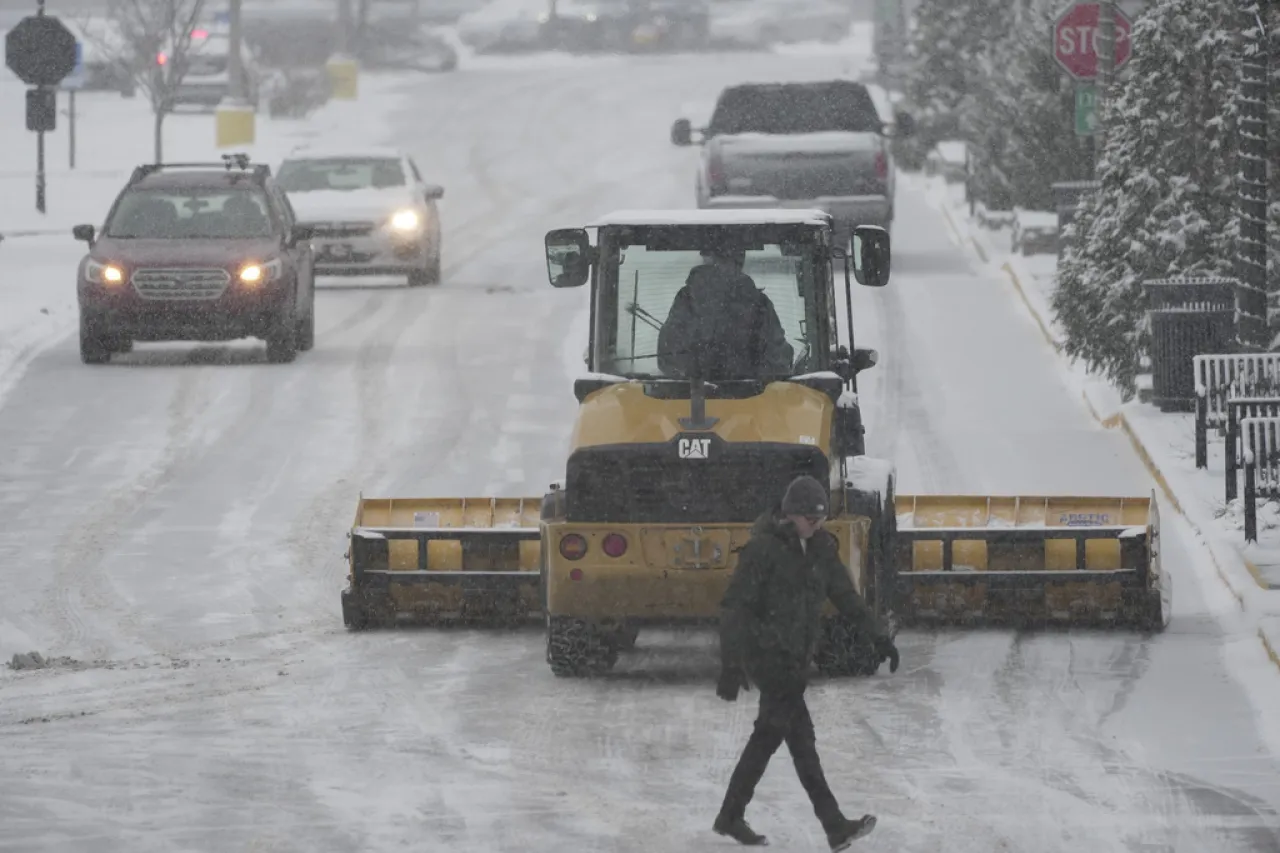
xmin=85 ymin=260 xmax=125 ymax=286
xmin=238 ymin=257 xmax=284 ymax=285
xmin=389 ymin=208 xmax=423 ymax=233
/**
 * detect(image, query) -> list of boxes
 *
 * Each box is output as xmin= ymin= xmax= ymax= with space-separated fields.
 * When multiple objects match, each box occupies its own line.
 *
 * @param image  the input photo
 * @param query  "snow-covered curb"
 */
xmin=914 ymin=171 xmax=1280 ymax=671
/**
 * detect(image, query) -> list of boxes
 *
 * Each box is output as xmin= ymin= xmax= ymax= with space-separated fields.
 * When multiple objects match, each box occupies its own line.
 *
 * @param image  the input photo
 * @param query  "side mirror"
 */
xmin=894 ymin=110 xmax=916 ymax=138
xmin=289 ymin=223 xmax=315 ymax=246
xmin=670 ymin=117 xmax=693 ymax=146
xmin=546 ymin=227 xmax=591 ymax=288
xmin=422 ymin=183 xmax=444 ymax=201
xmin=851 ymin=225 xmax=891 ymax=288
xmin=852 ymin=347 xmax=878 ymax=372
xmin=72 ymin=223 xmax=95 ymax=243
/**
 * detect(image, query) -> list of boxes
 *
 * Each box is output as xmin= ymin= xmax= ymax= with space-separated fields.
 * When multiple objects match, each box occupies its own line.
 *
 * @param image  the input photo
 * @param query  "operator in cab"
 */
xmin=656 ymin=245 xmax=794 ymax=379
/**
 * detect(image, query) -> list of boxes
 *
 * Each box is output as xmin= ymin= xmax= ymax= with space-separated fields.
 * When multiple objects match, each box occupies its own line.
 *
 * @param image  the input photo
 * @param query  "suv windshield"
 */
xmin=594 ymin=225 xmax=825 ymax=380
xmin=708 ymin=82 xmax=882 ymax=136
xmin=276 ymin=157 xmax=406 ymax=192
xmin=105 ymin=187 xmax=275 ymax=239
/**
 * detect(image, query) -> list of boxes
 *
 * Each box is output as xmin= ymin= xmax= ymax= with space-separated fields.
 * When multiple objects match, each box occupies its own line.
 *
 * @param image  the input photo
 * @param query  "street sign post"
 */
xmin=1053 ymin=1 xmax=1133 ymax=81
xmin=1075 ymin=84 xmax=1098 ymax=136
xmin=61 ymin=41 xmax=83 ymax=170
xmin=4 ymin=0 xmax=79 ymax=213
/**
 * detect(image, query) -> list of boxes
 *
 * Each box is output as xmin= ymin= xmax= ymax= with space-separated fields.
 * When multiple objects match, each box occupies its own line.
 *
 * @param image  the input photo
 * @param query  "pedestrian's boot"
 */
xmin=713 ymin=814 xmax=769 ymax=846
xmin=826 ymin=814 xmax=876 ymax=851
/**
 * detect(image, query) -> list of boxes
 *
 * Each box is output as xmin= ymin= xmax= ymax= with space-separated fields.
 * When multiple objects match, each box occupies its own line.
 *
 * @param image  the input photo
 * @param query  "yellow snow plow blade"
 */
xmin=341 ymin=496 xmax=543 ymax=629
xmin=890 ymin=493 xmax=1169 ymax=630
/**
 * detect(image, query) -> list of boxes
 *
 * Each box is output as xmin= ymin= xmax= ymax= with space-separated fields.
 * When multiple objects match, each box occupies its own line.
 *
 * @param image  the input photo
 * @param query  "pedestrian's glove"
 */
xmin=874 ymin=636 xmax=900 ymax=674
xmin=716 ymin=667 xmax=751 ymax=702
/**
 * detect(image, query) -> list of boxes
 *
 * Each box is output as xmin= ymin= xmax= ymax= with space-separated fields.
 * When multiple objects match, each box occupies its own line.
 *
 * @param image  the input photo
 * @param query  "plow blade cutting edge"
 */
xmin=890 ymin=492 xmax=1170 ymax=631
xmin=342 ymin=496 xmax=543 ymax=628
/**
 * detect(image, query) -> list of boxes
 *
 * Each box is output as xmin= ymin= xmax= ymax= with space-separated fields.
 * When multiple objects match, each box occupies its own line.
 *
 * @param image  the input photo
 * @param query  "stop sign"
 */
xmin=5 ymin=14 xmax=78 ymax=87
xmin=1053 ymin=2 xmax=1133 ymax=81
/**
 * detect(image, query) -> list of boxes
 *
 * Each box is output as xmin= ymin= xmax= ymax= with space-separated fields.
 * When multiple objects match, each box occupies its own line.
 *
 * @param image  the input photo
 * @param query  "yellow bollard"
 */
xmin=326 ymin=55 xmax=359 ymax=100
xmin=215 ymin=99 xmax=256 ymax=148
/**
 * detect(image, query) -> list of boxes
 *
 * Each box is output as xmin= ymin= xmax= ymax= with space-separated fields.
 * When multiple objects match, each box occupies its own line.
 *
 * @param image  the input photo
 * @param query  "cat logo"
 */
xmin=678 ymin=437 xmax=711 ymax=459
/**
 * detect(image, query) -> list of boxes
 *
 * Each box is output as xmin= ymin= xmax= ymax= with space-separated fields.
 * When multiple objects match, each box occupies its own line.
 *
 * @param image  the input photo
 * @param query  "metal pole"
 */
xmin=68 ymin=89 xmax=75 ymax=170
xmin=338 ymin=0 xmax=353 ymax=55
xmin=227 ymin=0 xmax=243 ymax=101
xmin=1095 ymin=0 xmax=1115 ymax=154
xmin=1237 ymin=1 xmax=1269 ymax=350
xmin=37 ymin=127 xmax=46 ymax=214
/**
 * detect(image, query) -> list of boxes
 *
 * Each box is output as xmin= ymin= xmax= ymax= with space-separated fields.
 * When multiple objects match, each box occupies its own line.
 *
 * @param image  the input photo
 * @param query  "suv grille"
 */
xmin=131 ymin=268 xmax=231 ymax=301
xmin=310 ymin=222 xmax=376 ymax=239
xmin=565 ymin=444 xmax=829 ymax=524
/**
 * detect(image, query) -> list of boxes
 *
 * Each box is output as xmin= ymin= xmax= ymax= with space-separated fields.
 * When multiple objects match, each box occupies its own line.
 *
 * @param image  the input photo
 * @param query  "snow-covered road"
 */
xmin=2 ymin=48 xmax=1279 ymax=853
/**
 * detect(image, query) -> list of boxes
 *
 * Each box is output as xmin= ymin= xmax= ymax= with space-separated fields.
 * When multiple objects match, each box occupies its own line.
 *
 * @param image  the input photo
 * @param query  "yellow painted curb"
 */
xmin=1260 ymin=626 xmax=1280 ymax=672
xmin=971 ymin=238 xmax=989 ymax=263
xmin=1001 ymin=262 xmax=1062 ymax=354
xmin=1243 ymin=557 xmax=1273 ymax=590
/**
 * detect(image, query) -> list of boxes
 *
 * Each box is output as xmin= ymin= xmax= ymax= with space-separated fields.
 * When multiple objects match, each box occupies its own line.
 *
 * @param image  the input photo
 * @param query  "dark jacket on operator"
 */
xmin=719 ymin=508 xmax=888 ymax=693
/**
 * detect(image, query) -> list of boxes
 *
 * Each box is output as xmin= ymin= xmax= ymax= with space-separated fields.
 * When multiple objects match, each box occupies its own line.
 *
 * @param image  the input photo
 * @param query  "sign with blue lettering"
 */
xmin=59 ymin=40 xmax=84 ymax=90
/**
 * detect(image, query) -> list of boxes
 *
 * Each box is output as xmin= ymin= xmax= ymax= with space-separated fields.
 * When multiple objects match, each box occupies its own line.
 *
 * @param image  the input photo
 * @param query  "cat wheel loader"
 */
xmin=340 ymin=208 xmax=1170 ymax=675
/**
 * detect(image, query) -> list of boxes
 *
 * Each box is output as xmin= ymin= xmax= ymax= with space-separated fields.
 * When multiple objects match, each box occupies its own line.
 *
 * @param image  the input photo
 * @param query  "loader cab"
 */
xmin=545 ymin=209 xmax=890 ymax=404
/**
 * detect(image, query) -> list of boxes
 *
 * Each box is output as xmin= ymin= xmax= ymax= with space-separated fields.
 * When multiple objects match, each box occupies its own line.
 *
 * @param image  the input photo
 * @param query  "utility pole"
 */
xmin=227 ymin=0 xmax=243 ymax=102
xmin=1095 ymin=0 xmax=1116 ymax=158
xmin=1236 ymin=0 xmax=1269 ymax=350
xmin=338 ymin=0 xmax=353 ymax=56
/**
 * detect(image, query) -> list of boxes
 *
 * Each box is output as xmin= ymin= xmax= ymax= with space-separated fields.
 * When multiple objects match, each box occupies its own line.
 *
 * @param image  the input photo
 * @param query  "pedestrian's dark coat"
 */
xmin=719 ymin=507 xmax=886 ymax=692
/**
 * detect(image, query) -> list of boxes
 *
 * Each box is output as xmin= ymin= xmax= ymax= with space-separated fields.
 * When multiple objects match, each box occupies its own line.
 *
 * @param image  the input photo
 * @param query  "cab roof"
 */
xmin=587 ymin=209 xmax=832 ymax=228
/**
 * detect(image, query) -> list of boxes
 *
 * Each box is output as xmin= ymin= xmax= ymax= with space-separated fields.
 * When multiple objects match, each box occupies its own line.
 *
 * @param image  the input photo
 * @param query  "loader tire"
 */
xmin=814 ymin=615 xmax=882 ymax=677
xmin=342 ymin=588 xmax=371 ymax=631
xmin=547 ymin=616 xmax=619 ymax=677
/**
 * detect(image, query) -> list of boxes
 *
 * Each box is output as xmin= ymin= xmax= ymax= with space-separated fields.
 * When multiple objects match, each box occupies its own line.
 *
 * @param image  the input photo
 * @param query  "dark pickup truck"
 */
xmin=671 ymin=79 xmax=914 ymax=236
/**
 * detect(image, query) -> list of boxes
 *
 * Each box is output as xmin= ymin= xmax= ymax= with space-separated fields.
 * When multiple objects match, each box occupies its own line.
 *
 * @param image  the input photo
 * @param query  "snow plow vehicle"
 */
xmin=340 ymin=208 xmax=1171 ymax=675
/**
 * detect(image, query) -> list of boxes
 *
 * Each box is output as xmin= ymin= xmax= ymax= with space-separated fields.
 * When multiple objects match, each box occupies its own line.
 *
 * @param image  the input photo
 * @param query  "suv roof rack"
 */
xmin=127 ymin=152 xmax=271 ymax=187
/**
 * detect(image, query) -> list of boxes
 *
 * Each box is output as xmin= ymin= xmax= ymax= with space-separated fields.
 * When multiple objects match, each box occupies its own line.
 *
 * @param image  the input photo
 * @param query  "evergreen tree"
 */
xmin=1052 ymin=0 xmax=1239 ymax=397
xmin=898 ymin=0 xmax=1004 ymax=170
xmin=965 ymin=3 xmax=1093 ymax=210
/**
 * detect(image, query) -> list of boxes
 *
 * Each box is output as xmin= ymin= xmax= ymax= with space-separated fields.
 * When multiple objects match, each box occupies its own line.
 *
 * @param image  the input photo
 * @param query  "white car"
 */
xmin=164 ymin=26 xmax=262 ymax=111
xmin=456 ymin=0 xmax=550 ymax=53
xmin=276 ymin=146 xmax=445 ymax=287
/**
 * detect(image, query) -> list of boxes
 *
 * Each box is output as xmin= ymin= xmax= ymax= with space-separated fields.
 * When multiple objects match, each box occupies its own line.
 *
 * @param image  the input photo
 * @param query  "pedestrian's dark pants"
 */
xmin=718 ymin=687 xmax=844 ymax=832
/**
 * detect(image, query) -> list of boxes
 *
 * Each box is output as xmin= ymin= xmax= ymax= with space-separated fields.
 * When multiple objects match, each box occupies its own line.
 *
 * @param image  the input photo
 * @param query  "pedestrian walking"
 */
xmin=713 ymin=475 xmax=900 ymax=850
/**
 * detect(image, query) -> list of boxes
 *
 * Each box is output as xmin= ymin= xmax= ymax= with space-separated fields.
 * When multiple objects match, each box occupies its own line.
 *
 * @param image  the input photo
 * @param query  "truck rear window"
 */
xmin=708 ymin=84 xmax=882 ymax=136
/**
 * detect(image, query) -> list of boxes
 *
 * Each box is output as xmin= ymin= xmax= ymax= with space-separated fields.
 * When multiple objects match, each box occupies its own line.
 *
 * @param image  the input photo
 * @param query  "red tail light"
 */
xmin=707 ymin=148 xmax=727 ymax=195
xmin=602 ymin=533 xmax=628 ymax=558
xmin=559 ymin=533 xmax=588 ymax=561
xmin=874 ymin=150 xmax=888 ymax=181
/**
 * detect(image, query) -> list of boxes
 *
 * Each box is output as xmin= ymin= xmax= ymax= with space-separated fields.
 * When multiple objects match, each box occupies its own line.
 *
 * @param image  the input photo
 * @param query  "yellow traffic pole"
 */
xmin=327 ymin=0 xmax=359 ymax=100
xmin=215 ymin=0 xmax=255 ymax=147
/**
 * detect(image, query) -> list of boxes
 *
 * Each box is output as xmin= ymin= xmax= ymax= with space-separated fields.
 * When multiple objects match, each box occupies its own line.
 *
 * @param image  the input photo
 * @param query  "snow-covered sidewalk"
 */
xmin=0 ymin=73 xmax=415 ymax=405
xmin=910 ymin=171 xmax=1280 ymax=672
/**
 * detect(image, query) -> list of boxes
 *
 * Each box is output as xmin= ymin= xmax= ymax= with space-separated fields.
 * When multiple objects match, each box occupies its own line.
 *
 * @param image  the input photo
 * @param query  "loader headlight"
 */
xmin=238 ymin=258 xmax=284 ymax=286
xmin=86 ymin=260 xmax=125 ymax=286
xmin=390 ymin=208 xmax=422 ymax=232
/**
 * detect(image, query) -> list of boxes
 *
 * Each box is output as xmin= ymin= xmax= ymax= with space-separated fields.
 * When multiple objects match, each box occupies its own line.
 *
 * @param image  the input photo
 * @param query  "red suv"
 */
xmin=71 ymin=154 xmax=316 ymax=364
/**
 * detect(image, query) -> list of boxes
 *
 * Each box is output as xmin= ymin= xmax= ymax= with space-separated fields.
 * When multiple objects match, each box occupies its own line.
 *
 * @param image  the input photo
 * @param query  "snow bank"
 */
xmin=911 ymin=168 xmax=1280 ymax=678
xmin=0 ymin=74 xmax=414 ymax=408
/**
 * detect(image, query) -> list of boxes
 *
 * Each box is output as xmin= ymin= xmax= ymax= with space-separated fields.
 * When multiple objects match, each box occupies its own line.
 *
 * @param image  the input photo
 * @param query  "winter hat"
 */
xmin=781 ymin=475 xmax=829 ymax=517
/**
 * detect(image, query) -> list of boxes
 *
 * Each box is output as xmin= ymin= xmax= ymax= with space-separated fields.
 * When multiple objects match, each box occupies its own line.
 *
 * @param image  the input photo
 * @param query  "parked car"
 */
xmin=924 ymin=140 xmax=967 ymax=183
xmin=164 ymin=27 xmax=263 ymax=112
xmin=62 ymin=16 xmax=138 ymax=96
xmin=708 ymin=0 xmax=852 ymax=48
xmin=456 ymin=0 xmax=550 ymax=53
xmin=672 ymin=79 xmax=913 ymax=236
xmin=1011 ymin=209 xmax=1059 ymax=256
xmin=628 ymin=0 xmax=710 ymax=51
xmin=71 ymin=154 xmax=316 ymax=365
xmin=275 ymin=146 xmax=445 ymax=287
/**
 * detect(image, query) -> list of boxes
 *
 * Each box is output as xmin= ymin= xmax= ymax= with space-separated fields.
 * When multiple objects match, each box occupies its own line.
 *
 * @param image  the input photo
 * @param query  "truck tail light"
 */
xmin=707 ymin=148 xmax=727 ymax=195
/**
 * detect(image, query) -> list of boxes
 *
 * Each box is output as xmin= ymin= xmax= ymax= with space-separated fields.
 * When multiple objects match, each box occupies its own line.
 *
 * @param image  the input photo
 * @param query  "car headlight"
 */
xmin=389 ymin=208 xmax=422 ymax=233
xmin=238 ymin=258 xmax=284 ymax=286
xmin=85 ymin=260 xmax=125 ymax=286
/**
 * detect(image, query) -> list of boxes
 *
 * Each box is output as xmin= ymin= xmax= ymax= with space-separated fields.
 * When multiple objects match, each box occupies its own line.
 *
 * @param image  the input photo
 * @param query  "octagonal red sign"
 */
xmin=1054 ymin=2 xmax=1133 ymax=80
